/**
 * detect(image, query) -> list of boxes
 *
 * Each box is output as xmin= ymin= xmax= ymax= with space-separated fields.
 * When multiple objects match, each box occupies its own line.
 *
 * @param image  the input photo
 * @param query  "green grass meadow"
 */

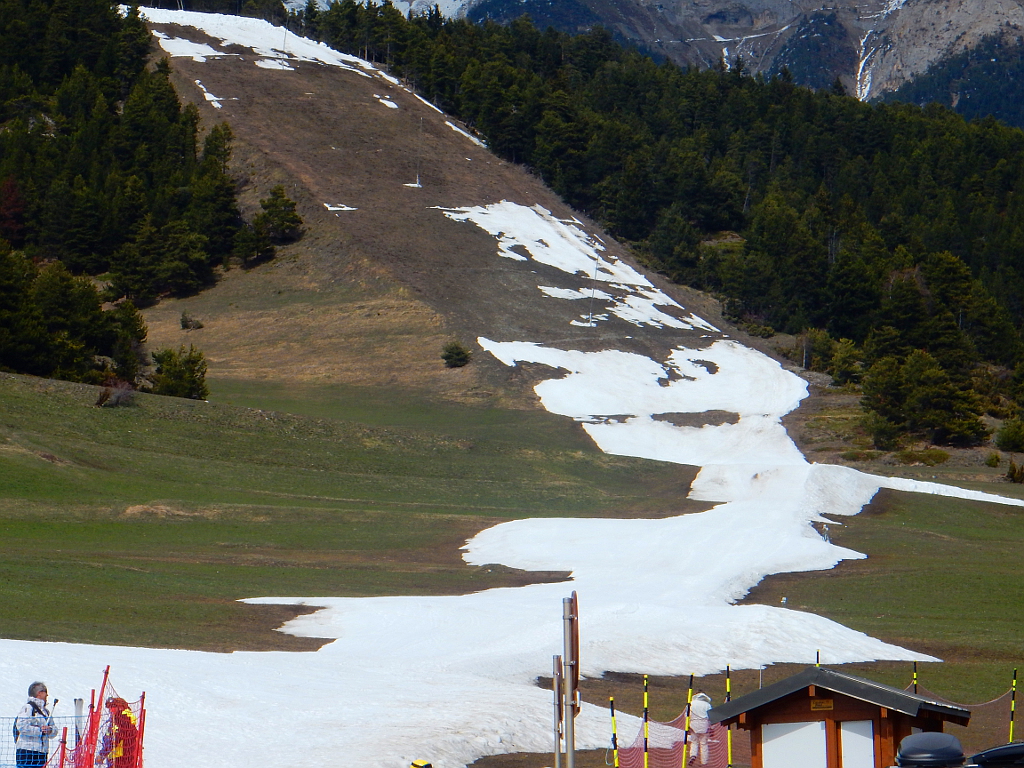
xmin=3 ymin=370 xmax=1024 ymax=748
xmin=0 ymin=372 xmax=696 ymax=650
xmin=743 ymin=486 xmax=1024 ymax=706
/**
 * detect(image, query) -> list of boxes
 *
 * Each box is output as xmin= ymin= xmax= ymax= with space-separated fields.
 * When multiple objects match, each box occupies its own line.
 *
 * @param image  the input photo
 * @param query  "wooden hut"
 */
xmin=709 ymin=666 xmax=970 ymax=768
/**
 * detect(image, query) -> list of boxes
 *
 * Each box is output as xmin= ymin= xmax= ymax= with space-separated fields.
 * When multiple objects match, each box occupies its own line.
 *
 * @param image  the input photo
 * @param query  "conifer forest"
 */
xmin=7 ymin=0 xmax=1024 ymax=445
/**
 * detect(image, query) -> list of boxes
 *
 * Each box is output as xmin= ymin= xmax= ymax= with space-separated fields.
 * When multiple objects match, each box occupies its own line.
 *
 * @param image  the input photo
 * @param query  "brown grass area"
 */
xmin=144 ymin=28 xmax=731 ymax=409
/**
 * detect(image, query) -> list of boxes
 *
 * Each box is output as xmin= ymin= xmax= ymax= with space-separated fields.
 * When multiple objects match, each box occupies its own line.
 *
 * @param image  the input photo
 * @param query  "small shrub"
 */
xmin=893 ymin=448 xmax=950 ymax=466
xmin=742 ymin=322 xmax=775 ymax=338
xmin=995 ymin=419 xmax=1024 ymax=452
xmin=442 ymin=340 xmax=472 ymax=368
xmin=839 ymin=450 xmax=882 ymax=462
xmin=985 ymin=452 xmax=1001 ymax=468
xmin=95 ymin=381 xmax=136 ymax=407
xmin=1007 ymin=458 xmax=1024 ymax=483
xmin=150 ymin=344 xmax=209 ymax=400
xmin=180 ymin=311 xmax=204 ymax=330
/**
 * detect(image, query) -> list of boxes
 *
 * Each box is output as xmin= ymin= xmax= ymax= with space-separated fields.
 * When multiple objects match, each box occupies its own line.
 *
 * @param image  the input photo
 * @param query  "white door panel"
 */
xmin=762 ymin=721 xmax=827 ymax=768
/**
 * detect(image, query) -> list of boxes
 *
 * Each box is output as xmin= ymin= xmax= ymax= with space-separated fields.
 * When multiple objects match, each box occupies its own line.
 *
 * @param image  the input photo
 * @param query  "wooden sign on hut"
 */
xmin=709 ymin=666 xmax=970 ymax=768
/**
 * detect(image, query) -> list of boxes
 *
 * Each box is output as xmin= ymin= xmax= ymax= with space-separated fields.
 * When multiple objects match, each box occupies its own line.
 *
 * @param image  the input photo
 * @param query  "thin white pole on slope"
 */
xmin=563 ymin=595 xmax=578 ymax=768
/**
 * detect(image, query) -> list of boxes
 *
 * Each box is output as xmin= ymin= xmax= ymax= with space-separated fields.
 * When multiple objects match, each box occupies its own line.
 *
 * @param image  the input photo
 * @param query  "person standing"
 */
xmin=99 ymin=697 xmax=139 ymax=768
xmin=687 ymin=691 xmax=712 ymax=765
xmin=14 ymin=682 xmax=54 ymax=768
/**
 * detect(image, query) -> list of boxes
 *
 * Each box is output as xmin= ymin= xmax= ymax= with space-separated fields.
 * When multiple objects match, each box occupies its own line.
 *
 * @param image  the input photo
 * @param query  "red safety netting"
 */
xmin=46 ymin=668 xmax=146 ymax=768
xmin=618 ymin=712 xmax=734 ymax=768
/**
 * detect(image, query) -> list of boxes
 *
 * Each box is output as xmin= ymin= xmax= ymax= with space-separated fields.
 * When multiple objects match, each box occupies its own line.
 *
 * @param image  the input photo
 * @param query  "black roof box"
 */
xmin=897 ymin=732 xmax=966 ymax=767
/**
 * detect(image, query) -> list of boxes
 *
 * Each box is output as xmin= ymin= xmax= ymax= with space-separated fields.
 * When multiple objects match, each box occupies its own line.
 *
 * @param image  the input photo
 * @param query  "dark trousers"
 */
xmin=16 ymin=749 xmax=47 ymax=768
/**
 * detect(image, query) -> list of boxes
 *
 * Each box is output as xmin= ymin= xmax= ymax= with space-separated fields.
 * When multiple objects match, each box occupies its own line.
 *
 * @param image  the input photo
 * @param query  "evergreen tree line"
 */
xmin=286 ymin=1 xmax=1024 ymax=447
xmin=0 ymin=0 xmax=301 ymax=393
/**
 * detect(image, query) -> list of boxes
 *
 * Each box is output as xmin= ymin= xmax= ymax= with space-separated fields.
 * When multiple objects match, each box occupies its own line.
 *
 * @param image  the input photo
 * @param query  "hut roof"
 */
xmin=709 ymin=666 xmax=970 ymax=726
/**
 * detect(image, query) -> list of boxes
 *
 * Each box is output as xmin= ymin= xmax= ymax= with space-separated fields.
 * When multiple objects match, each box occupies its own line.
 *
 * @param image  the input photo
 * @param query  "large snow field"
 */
xmin=6 ymin=13 xmax=1024 ymax=768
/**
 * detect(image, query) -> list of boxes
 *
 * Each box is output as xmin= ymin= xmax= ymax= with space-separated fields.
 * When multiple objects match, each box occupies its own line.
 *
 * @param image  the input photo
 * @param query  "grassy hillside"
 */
xmin=0 ymin=372 xmax=700 ymax=651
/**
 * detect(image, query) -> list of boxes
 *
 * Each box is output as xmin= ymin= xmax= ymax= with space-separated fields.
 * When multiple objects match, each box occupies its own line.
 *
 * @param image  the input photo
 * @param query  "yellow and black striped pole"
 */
xmin=643 ymin=675 xmax=650 ymax=768
xmin=1010 ymin=668 xmax=1017 ymax=743
xmin=681 ymin=675 xmax=693 ymax=768
xmin=610 ymin=697 xmax=620 ymax=768
xmin=726 ymin=665 xmax=733 ymax=768
xmin=913 ymin=662 xmax=918 ymax=694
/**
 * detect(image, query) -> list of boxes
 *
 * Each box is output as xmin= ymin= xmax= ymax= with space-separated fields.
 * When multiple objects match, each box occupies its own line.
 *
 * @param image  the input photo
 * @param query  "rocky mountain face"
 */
xmin=453 ymin=0 xmax=1024 ymax=99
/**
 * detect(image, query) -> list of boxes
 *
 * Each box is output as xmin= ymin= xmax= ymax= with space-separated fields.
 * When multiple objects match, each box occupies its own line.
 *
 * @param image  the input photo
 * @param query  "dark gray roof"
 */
xmin=709 ymin=666 xmax=970 ymax=725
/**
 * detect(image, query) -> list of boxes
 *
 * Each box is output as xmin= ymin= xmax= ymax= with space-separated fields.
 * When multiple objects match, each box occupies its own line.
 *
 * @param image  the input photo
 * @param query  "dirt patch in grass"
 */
xmin=208 ymin=602 xmax=331 ymax=652
xmin=653 ymin=410 xmax=738 ymax=428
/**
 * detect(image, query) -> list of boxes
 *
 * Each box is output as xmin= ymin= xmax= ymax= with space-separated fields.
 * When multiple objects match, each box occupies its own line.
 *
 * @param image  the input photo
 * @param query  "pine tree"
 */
xmin=254 ymin=185 xmax=302 ymax=244
xmin=901 ymin=349 xmax=987 ymax=445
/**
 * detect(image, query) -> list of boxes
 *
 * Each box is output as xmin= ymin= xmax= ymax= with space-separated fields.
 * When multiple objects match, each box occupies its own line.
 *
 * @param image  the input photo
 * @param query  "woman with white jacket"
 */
xmin=14 ymin=682 xmax=54 ymax=768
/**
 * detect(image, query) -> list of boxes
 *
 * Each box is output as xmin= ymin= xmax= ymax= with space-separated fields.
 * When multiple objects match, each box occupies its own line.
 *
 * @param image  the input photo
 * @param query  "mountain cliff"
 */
xmin=397 ymin=0 xmax=1024 ymax=99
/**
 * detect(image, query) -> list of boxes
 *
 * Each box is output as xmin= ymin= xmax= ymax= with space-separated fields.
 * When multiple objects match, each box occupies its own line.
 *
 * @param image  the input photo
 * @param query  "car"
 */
xmin=966 ymin=742 xmax=1024 ymax=767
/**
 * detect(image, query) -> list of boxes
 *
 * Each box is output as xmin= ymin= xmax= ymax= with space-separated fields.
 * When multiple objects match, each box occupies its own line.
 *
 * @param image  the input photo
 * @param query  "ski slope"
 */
xmin=4 ymin=13 xmax=1024 ymax=768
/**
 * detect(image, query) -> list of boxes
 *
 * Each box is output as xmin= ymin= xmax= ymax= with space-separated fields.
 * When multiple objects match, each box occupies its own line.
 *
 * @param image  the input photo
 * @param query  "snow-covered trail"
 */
xmin=5 ymin=14 xmax=1024 ymax=768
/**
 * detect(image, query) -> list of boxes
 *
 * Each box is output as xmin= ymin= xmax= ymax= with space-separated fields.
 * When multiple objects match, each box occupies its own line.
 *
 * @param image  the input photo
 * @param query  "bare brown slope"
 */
xmin=143 ymin=26 xmax=728 ymax=406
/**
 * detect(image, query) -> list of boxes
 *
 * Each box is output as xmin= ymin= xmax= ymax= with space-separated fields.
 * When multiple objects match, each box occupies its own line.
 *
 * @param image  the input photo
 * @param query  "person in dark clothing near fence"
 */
xmin=14 ymin=682 xmax=54 ymax=768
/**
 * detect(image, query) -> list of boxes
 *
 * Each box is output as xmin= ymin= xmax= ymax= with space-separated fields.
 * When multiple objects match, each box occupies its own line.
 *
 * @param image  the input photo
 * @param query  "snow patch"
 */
xmin=254 ymin=58 xmax=293 ymax=70
xmin=193 ymin=79 xmax=224 ymax=108
xmin=436 ymin=202 xmax=718 ymax=332
xmin=445 ymin=120 xmax=486 ymax=147
xmin=141 ymin=8 xmax=377 ymax=77
xmin=152 ymin=31 xmax=230 ymax=62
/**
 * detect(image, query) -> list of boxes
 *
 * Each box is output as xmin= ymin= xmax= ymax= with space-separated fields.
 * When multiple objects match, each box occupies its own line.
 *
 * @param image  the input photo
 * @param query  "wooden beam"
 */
xmin=824 ymin=718 xmax=839 ymax=768
xmin=809 ymin=685 xmax=816 ymax=697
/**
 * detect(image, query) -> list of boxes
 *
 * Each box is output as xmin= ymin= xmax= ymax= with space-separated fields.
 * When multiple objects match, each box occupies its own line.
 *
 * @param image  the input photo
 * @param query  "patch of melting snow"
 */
xmin=375 ymin=94 xmax=399 ymax=109
xmin=141 ymin=8 xmax=376 ymax=77
xmin=323 ymin=203 xmax=357 ymax=212
xmin=436 ymin=201 xmax=718 ymax=332
xmin=194 ymin=79 xmax=223 ymax=108
xmin=254 ymin=58 xmax=293 ymax=70
xmin=152 ymin=31 xmax=231 ymax=62
xmin=446 ymin=120 xmax=486 ymax=147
